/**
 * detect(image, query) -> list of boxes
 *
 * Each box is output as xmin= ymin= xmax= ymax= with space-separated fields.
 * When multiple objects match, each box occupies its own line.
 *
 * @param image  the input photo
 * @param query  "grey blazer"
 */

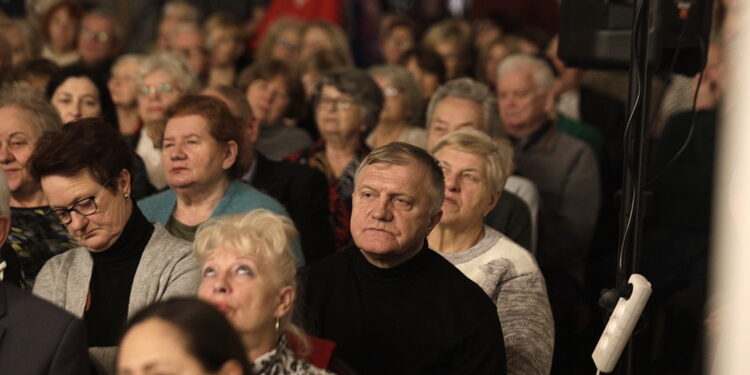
xmin=33 ymin=224 xmax=201 ymax=373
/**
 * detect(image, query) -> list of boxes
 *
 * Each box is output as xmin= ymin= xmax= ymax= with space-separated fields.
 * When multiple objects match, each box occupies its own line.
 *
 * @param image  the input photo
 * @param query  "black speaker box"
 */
xmin=558 ymin=0 xmax=713 ymax=76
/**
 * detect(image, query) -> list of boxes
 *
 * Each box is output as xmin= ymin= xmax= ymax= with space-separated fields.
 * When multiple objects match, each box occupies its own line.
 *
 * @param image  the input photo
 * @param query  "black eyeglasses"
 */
xmin=49 ymin=181 xmax=110 ymax=225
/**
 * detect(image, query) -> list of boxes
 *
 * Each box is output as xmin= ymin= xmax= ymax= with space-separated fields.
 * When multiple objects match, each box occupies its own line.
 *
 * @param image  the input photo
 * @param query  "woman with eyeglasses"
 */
xmin=29 ymin=118 xmax=200 ymax=374
xmin=134 ymin=52 xmax=197 ymax=191
xmin=367 ymin=65 xmax=426 ymax=149
xmin=287 ymin=68 xmax=383 ymax=250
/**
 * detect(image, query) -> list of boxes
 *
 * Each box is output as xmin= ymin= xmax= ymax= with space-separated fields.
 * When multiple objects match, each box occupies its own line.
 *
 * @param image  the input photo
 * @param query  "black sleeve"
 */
xmin=485 ymin=191 xmax=533 ymax=250
xmin=49 ymin=316 xmax=91 ymax=375
xmin=289 ymin=168 xmax=337 ymax=264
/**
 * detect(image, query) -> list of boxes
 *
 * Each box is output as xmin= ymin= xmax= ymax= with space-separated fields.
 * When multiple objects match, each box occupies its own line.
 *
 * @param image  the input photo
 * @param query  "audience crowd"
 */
xmin=0 ymin=0 xmax=725 ymax=374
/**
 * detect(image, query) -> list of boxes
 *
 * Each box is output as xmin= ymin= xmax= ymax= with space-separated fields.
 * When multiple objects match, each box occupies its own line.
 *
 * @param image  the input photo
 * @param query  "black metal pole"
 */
xmin=617 ymin=0 xmax=653 ymax=373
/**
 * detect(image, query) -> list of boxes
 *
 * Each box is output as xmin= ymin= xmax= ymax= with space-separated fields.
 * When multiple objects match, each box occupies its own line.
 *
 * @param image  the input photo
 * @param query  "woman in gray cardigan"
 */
xmin=29 ymin=118 xmax=200 ymax=374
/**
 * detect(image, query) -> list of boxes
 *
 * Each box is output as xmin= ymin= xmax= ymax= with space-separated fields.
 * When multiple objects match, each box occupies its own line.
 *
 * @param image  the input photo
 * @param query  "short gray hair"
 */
xmin=0 ymin=85 xmax=62 ymax=135
xmin=368 ymin=64 xmax=423 ymax=125
xmin=111 ymin=54 xmax=145 ymax=75
xmin=496 ymin=53 xmax=555 ymax=92
xmin=314 ymin=67 xmax=384 ymax=133
xmin=425 ymin=78 xmax=502 ymax=138
xmin=137 ymin=51 xmax=198 ymax=94
xmin=430 ymin=128 xmax=513 ymax=195
xmin=354 ymin=142 xmax=444 ymax=215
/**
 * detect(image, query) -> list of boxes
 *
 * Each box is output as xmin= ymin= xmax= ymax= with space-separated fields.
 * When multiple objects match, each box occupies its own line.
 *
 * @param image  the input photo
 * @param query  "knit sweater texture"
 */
xmin=439 ymin=225 xmax=554 ymax=375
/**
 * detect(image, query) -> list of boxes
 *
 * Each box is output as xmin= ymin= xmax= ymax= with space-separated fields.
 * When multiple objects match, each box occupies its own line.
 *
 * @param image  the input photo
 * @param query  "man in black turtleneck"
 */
xmin=298 ymin=143 xmax=506 ymax=374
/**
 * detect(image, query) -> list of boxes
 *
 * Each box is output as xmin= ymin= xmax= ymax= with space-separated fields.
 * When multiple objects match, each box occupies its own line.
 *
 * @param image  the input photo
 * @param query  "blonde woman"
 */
xmin=195 ymin=210 xmax=333 ymax=374
xmin=428 ymin=129 xmax=554 ymax=375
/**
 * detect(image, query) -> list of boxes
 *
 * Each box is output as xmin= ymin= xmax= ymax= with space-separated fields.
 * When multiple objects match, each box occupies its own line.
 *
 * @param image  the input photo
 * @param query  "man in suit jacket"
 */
xmin=0 ymin=169 xmax=90 ymax=375
xmin=202 ymin=86 xmax=336 ymax=263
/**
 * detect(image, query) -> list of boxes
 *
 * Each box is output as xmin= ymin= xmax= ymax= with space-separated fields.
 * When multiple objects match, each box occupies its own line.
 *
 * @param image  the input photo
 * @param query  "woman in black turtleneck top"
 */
xmin=27 ymin=118 xmax=201 ymax=373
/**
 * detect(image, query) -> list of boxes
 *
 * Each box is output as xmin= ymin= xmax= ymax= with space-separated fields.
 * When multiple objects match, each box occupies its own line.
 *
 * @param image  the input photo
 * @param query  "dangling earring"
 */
xmin=275 ymin=318 xmax=280 ymax=332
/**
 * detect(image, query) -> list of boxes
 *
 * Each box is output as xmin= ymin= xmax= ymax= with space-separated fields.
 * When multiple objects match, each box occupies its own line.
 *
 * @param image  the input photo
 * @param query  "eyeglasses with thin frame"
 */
xmin=80 ymin=29 xmax=111 ymax=42
xmin=317 ymin=96 xmax=357 ymax=112
xmin=138 ymin=84 xmax=175 ymax=96
xmin=49 ymin=180 xmax=111 ymax=226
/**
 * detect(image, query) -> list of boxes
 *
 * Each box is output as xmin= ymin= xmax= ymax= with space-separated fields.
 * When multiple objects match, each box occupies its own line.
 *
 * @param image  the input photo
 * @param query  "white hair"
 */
xmin=496 ymin=53 xmax=555 ymax=91
xmin=425 ymin=78 xmax=503 ymax=138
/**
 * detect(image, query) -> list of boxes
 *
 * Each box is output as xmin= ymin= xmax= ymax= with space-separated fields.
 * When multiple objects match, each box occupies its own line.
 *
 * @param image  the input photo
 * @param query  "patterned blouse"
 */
xmin=3 ymin=206 xmax=76 ymax=289
xmin=253 ymin=337 xmax=334 ymax=375
xmin=287 ymin=140 xmax=370 ymax=250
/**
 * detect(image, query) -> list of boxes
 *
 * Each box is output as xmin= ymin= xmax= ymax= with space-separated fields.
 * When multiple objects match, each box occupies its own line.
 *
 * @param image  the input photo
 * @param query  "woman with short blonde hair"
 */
xmin=428 ymin=129 xmax=553 ymax=375
xmin=196 ymin=210 xmax=332 ymax=374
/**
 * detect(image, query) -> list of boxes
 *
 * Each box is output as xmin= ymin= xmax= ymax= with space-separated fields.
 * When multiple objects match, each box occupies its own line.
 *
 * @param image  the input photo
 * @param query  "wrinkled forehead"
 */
xmin=497 ymin=68 xmax=538 ymax=91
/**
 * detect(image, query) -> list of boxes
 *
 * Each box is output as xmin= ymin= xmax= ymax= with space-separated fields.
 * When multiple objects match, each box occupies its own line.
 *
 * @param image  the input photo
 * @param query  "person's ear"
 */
xmin=426 ymin=209 xmax=443 ymax=236
xmin=274 ymin=286 xmax=295 ymax=319
xmin=118 ymin=168 xmax=132 ymax=199
xmin=217 ymin=359 xmax=244 ymax=375
xmin=543 ymin=88 xmax=556 ymax=118
xmin=483 ymin=191 xmax=502 ymax=217
xmin=247 ymin=116 xmax=260 ymax=144
xmin=222 ymin=140 xmax=239 ymax=170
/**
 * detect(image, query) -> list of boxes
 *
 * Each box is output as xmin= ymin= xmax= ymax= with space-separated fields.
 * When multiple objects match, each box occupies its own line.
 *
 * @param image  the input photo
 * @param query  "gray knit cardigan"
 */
xmin=32 ymin=223 xmax=201 ymax=373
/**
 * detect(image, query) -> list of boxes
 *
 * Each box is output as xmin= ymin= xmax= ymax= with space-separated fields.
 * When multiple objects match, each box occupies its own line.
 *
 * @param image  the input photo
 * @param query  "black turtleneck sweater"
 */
xmin=85 ymin=205 xmax=154 ymax=347
xmin=297 ymin=243 xmax=507 ymax=375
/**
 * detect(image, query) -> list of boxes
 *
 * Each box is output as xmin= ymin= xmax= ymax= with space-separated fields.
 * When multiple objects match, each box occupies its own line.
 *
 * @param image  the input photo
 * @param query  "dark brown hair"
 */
xmin=29 ymin=118 xmax=133 ymax=191
xmin=123 ymin=298 xmax=252 ymax=375
xmin=163 ymin=94 xmax=245 ymax=178
xmin=40 ymin=1 xmax=84 ymax=44
xmin=235 ymin=60 xmax=305 ymax=121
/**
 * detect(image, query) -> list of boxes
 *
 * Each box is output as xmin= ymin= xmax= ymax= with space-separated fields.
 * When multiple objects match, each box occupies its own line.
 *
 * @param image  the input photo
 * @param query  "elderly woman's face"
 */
xmin=198 ymin=247 xmax=284 ymax=341
xmin=435 ymin=146 xmax=496 ymax=227
xmin=315 ymin=85 xmax=364 ymax=140
xmin=0 ymin=106 xmax=41 ymax=198
xmin=51 ymin=76 xmax=102 ymax=124
xmin=137 ymin=69 xmax=182 ymax=124
xmin=245 ymin=75 xmax=290 ymax=124
xmin=162 ymin=114 xmax=236 ymax=190
xmin=41 ymin=169 xmax=131 ymax=252
xmin=373 ymin=76 xmax=408 ymax=124
xmin=118 ymin=318 xmax=216 ymax=375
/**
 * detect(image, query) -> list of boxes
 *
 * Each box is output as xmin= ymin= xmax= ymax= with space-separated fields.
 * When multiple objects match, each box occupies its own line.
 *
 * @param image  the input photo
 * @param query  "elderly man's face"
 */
xmin=497 ymin=68 xmax=551 ymax=138
xmin=78 ymin=15 xmax=117 ymax=65
xmin=351 ymin=162 xmax=441 ymax=268
xmin=427 ymin=97 xmax=484 ymax=149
